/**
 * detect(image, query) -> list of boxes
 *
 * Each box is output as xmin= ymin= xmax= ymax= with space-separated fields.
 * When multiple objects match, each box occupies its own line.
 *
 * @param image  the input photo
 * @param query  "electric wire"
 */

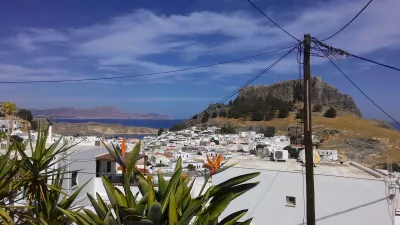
xmin=181 ymin=47 xmax=297 ymax=129
xmin=348 ymin=53 xmax=400 ymax=73
xmin=316 ymin=44 xmax=400 ymax=127
xmin=0 ymin=45 xmax=296 ymax=84
xmin=246 ymin=161 xmax=297 ymax=220
xmin=246 ymin=0 xmax=301 ymax=42
xmin=216 ymin=47 xmax=297 ymax=104
xmin=321 ymin=0 xmax=373 ymax=41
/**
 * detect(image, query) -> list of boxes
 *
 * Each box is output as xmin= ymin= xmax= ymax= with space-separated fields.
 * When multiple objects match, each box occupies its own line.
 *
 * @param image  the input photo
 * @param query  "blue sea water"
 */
xmin=53 ymin=118 xmax=184 ymax=129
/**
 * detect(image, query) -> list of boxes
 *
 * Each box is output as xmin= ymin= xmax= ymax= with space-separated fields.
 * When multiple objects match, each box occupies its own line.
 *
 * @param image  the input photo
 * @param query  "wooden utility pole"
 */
xmin=303 ymin=34 xmax=316 ymax=225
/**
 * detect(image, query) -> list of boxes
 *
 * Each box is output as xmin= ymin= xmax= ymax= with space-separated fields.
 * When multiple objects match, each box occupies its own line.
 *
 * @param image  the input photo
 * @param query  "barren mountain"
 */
xmin=30 ymin=106 xmax=171 ymax=120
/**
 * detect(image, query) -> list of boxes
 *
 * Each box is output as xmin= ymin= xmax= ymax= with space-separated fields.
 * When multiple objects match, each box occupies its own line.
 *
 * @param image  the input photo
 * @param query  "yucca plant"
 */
xmin=0 ymin=147 xmax=20 ymax=225
xmin=0 ymin=123 xmax=90 ymax=224
xmin=63 ymin=141 xmax=260 ymax=224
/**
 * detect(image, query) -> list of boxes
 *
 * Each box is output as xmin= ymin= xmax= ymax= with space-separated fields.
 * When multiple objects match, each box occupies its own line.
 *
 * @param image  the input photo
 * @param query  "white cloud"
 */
xmin=12 ymin=28 xmax=68 ymax=51
xmin=0 ymin=64 xmax=82 ymax=82
xmin=3 ymin=0 xmax=399 ymax=82
xmin=32 ymin=56 xmax=68 ymax=63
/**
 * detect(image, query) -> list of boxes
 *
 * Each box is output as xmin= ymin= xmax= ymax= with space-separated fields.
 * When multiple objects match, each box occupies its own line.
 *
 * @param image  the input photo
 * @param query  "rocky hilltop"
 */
xmin=177 ymin=77 xmax=361 ymax=129
xmin=238 ymin=77 xmax=361 ymax=116
xmin=31 ymin=106 xmax=171 ymax=120
xmin=171 ymin=78 xmax=400 ymax=165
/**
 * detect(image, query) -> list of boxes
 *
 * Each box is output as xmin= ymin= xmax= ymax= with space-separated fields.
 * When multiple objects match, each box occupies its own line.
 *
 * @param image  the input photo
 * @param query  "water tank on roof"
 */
xmin=299 ymin=149 xmax=321 ymax=164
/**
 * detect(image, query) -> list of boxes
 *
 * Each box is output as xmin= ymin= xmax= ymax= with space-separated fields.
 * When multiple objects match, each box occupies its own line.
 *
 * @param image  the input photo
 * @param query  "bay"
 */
xmin=53 ymin=118 xmax=184 ymax=129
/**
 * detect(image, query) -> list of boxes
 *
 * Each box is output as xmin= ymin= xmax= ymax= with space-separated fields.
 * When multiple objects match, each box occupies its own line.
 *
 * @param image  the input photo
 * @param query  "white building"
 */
xmin=213 ymin=159 xmax=394 ymax=225
xmin=317 ymin=150 xmax=339 ymax=161
xmin=269 ymin=136 xmax=291 ymax=148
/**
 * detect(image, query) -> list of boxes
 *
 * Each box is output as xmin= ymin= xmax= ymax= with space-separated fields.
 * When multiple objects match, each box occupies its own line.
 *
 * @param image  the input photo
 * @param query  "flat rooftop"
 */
xmin=233 ymin=159 xmax=382 ymax=180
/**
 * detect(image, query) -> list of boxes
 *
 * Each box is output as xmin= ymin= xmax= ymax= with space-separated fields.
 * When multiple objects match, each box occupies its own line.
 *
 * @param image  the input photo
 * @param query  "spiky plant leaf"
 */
xmin=217 ymin=209 xmax=248 ymax=225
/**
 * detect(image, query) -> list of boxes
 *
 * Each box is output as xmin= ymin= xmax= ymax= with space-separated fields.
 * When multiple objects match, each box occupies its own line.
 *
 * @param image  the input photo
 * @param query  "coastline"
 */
xmin=49 ymin=121 xmax=159 ymax=136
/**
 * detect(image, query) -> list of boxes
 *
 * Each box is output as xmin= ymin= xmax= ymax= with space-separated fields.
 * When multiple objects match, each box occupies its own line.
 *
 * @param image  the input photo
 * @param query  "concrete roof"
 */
xmin=233 ymin=159 xmax=383 ymax=180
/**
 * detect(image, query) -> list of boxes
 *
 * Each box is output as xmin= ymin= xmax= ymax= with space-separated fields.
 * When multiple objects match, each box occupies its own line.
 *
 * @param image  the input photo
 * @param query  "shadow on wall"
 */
xmin=298 ymin=197 xmax=389 ymax=225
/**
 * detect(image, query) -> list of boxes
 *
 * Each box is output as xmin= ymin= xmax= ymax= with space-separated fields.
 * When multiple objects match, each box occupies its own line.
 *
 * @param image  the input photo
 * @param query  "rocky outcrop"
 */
xmin=52 ymin=122 xmax=157 ymax=136
xmin=238 ymin=76 xmax=361 ymax=116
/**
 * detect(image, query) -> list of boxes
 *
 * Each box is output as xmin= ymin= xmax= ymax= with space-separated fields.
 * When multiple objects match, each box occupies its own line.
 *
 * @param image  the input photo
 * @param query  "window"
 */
xmin=286 ymin=196 xmax=296 ymax=207
xmin=71 ymin=171 xmax=78 ymax=187
xmin=107 ymin=161 xmax=111 ymax=173
xmin=96 ymin=160 xmax=100 ymax=177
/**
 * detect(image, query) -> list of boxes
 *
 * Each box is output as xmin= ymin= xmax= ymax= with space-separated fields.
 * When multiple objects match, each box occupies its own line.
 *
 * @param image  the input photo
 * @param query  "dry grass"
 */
xmin=213 ymin=113 xmax=400 ymax=163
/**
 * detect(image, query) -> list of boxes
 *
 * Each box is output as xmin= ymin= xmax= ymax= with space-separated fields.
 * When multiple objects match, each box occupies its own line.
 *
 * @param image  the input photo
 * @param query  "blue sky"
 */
xmin=0 ymin=0 xmax=399 ymax=119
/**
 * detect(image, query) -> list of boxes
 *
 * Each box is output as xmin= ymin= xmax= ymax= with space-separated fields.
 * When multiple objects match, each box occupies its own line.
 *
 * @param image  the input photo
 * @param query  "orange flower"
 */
xmin=204 ymin=154 xmax=223 ymax=175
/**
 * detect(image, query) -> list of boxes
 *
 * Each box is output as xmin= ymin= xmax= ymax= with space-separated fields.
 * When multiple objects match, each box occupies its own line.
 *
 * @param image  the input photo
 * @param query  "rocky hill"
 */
xmin=30 ymin=106 xmax=171 ymax=120
xmin=172 ymin=77 xmax=400 ymax=165
xmin=238 ymin=77 xmax=361 ymax=116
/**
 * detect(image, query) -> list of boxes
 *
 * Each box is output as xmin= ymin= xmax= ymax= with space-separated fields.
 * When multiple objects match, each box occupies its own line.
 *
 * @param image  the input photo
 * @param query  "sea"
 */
xmin=52 ymin=119 xmax=185 ymax=139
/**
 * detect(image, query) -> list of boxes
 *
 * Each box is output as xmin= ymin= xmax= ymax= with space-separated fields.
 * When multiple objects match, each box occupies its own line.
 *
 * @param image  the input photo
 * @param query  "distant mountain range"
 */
xmin=30 ymin=106 xmax=171 ymax=120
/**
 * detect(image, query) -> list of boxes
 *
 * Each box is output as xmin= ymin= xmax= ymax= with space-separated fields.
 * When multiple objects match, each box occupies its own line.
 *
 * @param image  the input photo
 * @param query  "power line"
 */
xmin=348 ymin=53 xmax=400 ymax=73
xmin=316 ymin=44 xmax=400 ymax=127
xmin=246 ymin=0 xmax=301 ymax=43
xmin=0 ymin=45 xmax=296 ymax=84
xmin=183 ymin=47 xmax=297 ymax=128
xmin=321 ymin=0 xmax=373 ymax=41
xmin=312 ymin=38 xmax=400 ymax=73
xmin=216 ymin=47 xmax=296 ymax=104
xmin=246 ymin=161 xmax=296 ymax=220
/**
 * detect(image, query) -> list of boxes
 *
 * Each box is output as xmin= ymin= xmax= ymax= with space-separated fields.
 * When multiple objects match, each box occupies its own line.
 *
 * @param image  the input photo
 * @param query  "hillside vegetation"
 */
xmin=172 ymin=78 xmax=400 ymax=165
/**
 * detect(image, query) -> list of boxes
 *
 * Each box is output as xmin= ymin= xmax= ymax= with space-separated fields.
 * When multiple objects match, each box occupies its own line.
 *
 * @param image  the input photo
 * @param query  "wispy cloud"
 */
xmin=11 ymin=28 xmax=68 ymax=52
xmin=2 ymin=0 xmax=399 ymax=82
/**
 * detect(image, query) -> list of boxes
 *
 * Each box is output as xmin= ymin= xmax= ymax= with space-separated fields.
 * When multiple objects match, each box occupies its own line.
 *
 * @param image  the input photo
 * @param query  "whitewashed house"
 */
xmin=317 ymin=150 xmax=339 ymax=161
xmin=213 ymin=159 xmax=394 ymax=225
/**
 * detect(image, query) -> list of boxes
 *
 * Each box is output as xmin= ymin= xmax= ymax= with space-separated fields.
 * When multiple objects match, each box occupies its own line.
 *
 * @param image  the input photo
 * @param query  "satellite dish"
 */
xmin=299 ymin=149 xmax=321 ymax=164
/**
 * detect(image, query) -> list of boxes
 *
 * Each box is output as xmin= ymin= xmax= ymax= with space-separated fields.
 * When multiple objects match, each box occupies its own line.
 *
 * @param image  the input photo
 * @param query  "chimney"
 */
xmin=47 ymin=117 xmax=53 ymax=143
xmin=48 ymin=124 xmax=52 ymax=143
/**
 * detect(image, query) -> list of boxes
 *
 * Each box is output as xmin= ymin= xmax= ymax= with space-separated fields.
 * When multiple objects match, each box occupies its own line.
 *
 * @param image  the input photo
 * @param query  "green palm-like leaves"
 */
xmin=0 ymin=123 xmax=89 ymax=224
xmin=64 ymin=141 xmax=260 ymax=224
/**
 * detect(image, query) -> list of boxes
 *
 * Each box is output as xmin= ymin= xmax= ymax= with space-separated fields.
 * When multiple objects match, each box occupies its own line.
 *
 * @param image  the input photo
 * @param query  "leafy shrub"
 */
xmin=324 ymin=107 xmax=337 ymax=118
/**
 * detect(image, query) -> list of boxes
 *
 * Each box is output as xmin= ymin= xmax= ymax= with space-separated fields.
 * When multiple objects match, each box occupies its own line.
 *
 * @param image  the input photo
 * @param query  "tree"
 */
xmin=16 ymin=109 xmax=33 ymax=121
xmin=211 ymin=111 xmax=218 ymax=118
xmin=219 ymin=109 xmax=227 ymax=118
xmin=220 ymin=123 xmax=235 ymax=134
xmin=313 ymin=104 xmax=323 ymax=112
xmin=277 ymin=108 xmax=289 ymax=118
xmin=192 ymin=114 xmax=198 ymax=119
xmin=1 ymin=102 xmax=16 ymax=149
xmin=158 ymin=128 xmax=164 ymax=136
xmin=260 ymin=126 xmax=276 ymax=137
xmin=295 ymin=108 xmax=304 ymax=120
xmin=170 ymin=123 xmax=185 ymax=131
xmin=187 ymin=164 xmax=196 ymax=171
xmin=324 ymin=107 xmax=337 ymax=118
xmin=228 ymin=100 xmax=233 ymax=106
xmin=201 ymin=112 xmax=210 ymax=123
xmin=251 ymin=111 xmax=264 ymax=121
xmin=30 ymin=120 xmax=38 ymax=131
xmin=265 ymin=110 xmax=276 ymax=121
